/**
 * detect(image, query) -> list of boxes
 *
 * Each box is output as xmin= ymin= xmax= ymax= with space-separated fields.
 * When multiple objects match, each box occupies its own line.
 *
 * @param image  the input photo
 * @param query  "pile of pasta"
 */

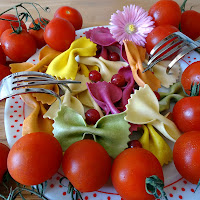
xmin=10 ymin=30 xmax=185 ymax=166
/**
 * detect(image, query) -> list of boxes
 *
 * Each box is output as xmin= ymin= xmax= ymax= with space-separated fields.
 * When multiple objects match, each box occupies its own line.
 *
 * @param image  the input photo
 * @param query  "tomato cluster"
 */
xmin=146 ymin=0 xmax=200 ymax=54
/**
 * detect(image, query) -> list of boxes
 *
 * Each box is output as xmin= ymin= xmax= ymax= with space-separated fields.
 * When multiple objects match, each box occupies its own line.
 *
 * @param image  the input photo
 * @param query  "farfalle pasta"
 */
xmin=125 ymin=84 xmax=181 ymax=142
xmin=46 ymin=37 xmax=97 ymax=80
xmin=76 ymin=56 xmax=128 ymax=82
xmin=139 ymin=125 xmax=173 ymax=166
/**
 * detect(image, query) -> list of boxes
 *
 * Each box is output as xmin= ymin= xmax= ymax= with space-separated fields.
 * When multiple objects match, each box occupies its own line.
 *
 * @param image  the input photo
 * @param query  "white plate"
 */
xmin=4 ymin=27 xmax=200 ymax=200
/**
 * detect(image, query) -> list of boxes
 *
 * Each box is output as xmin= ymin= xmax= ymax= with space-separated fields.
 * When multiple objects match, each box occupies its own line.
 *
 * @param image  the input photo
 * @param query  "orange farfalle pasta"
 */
xmin=123 ymin=40 xmax=161 ymax=91
xmin=20 ymin=94 xmax=54 ymax=136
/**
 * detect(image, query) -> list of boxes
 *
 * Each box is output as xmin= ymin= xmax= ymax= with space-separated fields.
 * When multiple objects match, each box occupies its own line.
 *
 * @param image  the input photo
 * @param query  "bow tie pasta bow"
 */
xmin=124 ymin=84 xmax=181 ymax=142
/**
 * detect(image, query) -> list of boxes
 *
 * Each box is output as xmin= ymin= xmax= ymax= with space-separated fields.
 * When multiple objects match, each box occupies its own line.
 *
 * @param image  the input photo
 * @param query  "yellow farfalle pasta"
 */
xmin=46 ymin=37 xmax=97 ymax=80
xmin=125 ymin=84 xmax=181 ymax=142
xmin=76 ymin=56 xmax=128 ymax=82
xmin=139 ymin=125 xmax=173 ymax=166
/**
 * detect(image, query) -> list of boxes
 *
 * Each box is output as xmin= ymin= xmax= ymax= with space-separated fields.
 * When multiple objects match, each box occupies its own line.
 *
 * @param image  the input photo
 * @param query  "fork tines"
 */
xmin=143 ymin=31 xmax=200 ymax=73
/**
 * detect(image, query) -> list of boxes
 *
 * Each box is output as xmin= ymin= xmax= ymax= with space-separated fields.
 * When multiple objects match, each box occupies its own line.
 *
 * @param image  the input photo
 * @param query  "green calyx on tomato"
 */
xmin=146 ymin=175 xmax=168 ymax=200
xmin=0 ymin=2 xmax=50 ymax=34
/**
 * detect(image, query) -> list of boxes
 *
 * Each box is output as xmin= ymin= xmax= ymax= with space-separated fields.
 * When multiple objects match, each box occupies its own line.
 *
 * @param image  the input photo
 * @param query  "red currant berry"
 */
xmin=128 ymin=140 xmax=142 ymax=148
xmin=111 ymin=74 xmax=126 ymax=87
xmin=153 ymin=91 xmax=161 ymax=101
xmin=108 ymin=51 xmax=120 ymax=61
xmin=89 ymin=70 xmax=101 ymax=82
xmin=85 ymin=109 xmax=101 ymax=125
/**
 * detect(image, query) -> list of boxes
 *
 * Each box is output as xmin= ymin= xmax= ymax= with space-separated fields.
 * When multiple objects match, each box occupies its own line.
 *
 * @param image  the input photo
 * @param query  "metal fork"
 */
xmin=143 ymin=31 xmax=200 ymax=73
xmin=0 ymin=71 xmax=81 ymax=104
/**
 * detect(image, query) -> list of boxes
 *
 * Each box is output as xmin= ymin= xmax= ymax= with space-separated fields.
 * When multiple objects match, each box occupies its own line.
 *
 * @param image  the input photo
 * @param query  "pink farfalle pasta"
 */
xmin=87 ymin=81 xmax=122 ymax=115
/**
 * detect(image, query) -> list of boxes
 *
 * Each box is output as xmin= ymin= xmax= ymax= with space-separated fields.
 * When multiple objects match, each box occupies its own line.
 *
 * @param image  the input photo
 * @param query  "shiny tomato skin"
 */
xmin=7 ymin=132 xmax=63 ymax=186
xmin=172 ymin=96 xmax=200 ymax=133
xmin=29 ymin=18 xmax=50 ymax=49
xmin=181 ymin=10 xmax=200 ymax=40
xmin=146 ymin=24 xmax=179 ymax=55
xmin=181 ymin=61 xmax=200 ymax=95
xmin=0 ymin=45 xmax=6 ymax=65
xmin=54 ymin=6 xmax=83 ymax=30
xmin=62 ymin=139 xmax=112 ymax=192
xmin=0 ymin=14 xmax=27 ymax=37
xmin=44 ymin=17 xmax=75 ymax=52
xmin=0 ymin=143 xmax=10 ymax=182
xmin=149 ymin=0 xmax=181 ymax=28
xmin=173 ymin=131 xmax=200 ymax=184
xmin=111 ymin=148 xmax=164 ymax=200
xmin=1 ymin=29 xmax=37 ymax=62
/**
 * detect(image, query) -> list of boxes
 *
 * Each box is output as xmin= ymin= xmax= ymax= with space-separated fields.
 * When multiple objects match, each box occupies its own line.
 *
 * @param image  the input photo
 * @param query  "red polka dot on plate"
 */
xmin=50 ymin=184 xmax=54 ymax=188
xmin=181 ymin=188 xmax=185 ymax=191
xmin=15 ymin=120 xmax=18 ymax=122
xmin=13 ymin=135 xmax=17 ymax=138
xmin=56 ymin=176 xmax=60 ymax=180
xmin=18 ymin=115 xmax=22 ymax=117
xmin=14 ymin=110 xmax=17 ymax=112
xmin=59 ymin=185 xmax=63 ymax=188
xmin=11 ymin=125 xmax=14 ymax=128
xmin=179 ymin=195 xmax=183 ymax=199
xmin=15 ymin=101 xmax=18 ymax=104
xmin=63 ymin=192 xmax=66 ymax=196
xmin=19 ymin=106 xmax=22 ymax=108
xmin=33 ymin=59 xmax=36 ymax=62
xmin=191 ymin=188 xmax=195 ymax=193
xmin=10 ymin=106 xmax=13 ymax=108
xmin=20 ymin=124 xmax=23 ymax=126
xmin=10 ymin=115 xmax=13 ymax=118
xmin=16 ymin=130 xmax=20 ymax=132
xmin=12 ymin=97 xmax=15 ymax=99
xmin=173 ymin=186 xmax=177 ymax=190
xmin=169 ymin=193 xmax=173 ymax=197
xmin=183 ymin=180 xmax=187 ymax=184
xmin=85 ymin=196 xmax=88 ymax=200
xmin=194 ymin=57 xmax=196 ymax=60
xmin=93 ymin=193 xmax=97 ymax=197
xmin=107 ymin=197 xmax=111 ymax=200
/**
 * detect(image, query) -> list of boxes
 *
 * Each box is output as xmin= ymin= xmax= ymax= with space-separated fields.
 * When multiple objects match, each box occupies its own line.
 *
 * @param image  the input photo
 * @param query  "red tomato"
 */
xmin=181 ymin=10 xmax=200 ymax=40
xmin=7 ymin=132 xmax=63 ymax=186
xmin=0 ymin=14 xmax=27 ymax=37
xmin=149 ymin=0 xmax=181 ymax=28
xmin=44 ymin=17 xmax=75 ymax=52
xmin=181 ymin=61 xmax=200 ymax=95
xmin=29 ymin=18 xmax=50 ymax=49
xmin=1 ymin=29 xmax=37 ymax=62
xmin=173 ymin=131 xmax=200 ymax=184
xmin=145 ymin=24 xmax=179 ymax=55
xmin=62 ymin=139 xmax=112 ymax=192
xmin=0 ymin=143 xmax=10 ymax=182
xmin=111 ymin=148 xmax=164 ymax=200
xmin=54 ymin=6 xmax=83 ymax=30
xmin=0 ymin=64 xmax=11 ymax=81
xmin=0 ymin=45 xmax=6 ymax=65
xmin=172 ymin=96 xmax=200 ymax=132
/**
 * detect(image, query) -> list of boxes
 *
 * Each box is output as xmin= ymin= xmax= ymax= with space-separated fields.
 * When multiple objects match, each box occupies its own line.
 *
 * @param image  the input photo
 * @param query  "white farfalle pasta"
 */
xmin=143 ymin=59 xmax=181 ymax=88
xmin=125 ymin=84 xmax=181 ymax=142
xmin=43 ymin=90 xmax=85 ymax=120
xmin=76 ymin=56 xmax=128 ymax=82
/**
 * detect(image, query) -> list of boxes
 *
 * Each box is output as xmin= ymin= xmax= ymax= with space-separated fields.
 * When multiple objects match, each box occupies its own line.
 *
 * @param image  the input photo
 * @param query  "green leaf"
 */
xmin=53 ymin=106 xmax=130 ymax=158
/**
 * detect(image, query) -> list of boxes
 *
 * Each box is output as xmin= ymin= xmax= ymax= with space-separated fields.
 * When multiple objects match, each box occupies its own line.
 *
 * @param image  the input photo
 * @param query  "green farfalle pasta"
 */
xmin=159 ymin=82 xmax=186 ymax=112
xmin=53 ymin=106 xmax=130 ymax=158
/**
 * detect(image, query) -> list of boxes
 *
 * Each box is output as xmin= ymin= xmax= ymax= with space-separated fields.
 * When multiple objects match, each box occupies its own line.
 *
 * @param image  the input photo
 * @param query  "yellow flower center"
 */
xmin=126 ymin=24 xmax=136 ymax=34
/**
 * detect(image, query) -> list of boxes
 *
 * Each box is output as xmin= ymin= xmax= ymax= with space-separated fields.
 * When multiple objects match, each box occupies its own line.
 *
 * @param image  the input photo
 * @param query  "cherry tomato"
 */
xmin=111 ymin=148 xmax=164 ymax=200
xmin=1 ymin=29 xmax=37 ymax=62
xmin=7 ymin=132 xmax=63 ymax=186
xmin=0 ymin=143 xmax=10 ymax=182
xmin=54 ymin=6 xmax=83 ymax=30
xmin=173 ymin=131 xmax=200 ymax=184
xmin=145 ymin=24 xmax=179 ymax=55
xmin=0 ymin=14 xmax=27 ymax=37
xmin=89 ymin=70 xmax=101 ymax=82
xmin=62 ymin=139 xmax=112 ymax=192
xmin=44 ymin=17 xmax=75 ymax=52
xmin=149 ymin=0 xmax=181 ymax=28
xmin=29 ymin=18 xmax=50 ymax=49
xmin=181 ymin=61 xmax=200 ymax=95
xmin=181 ymin=10 xmax=200 ymax=40
xmin=172 ymin=96 xmax=200 ymax=132
xmin=0 ymin=64 xmax=11 ymax=81
xmin=0 ymin=45 xmax=6 ymax=65
xmin=85 ymin=109 xmax=101 ymax=125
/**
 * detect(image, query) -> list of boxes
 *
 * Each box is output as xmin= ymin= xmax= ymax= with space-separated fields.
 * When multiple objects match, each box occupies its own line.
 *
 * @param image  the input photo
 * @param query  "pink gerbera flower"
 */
xmin=109 ymin=4 xmax=154 ymax=46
